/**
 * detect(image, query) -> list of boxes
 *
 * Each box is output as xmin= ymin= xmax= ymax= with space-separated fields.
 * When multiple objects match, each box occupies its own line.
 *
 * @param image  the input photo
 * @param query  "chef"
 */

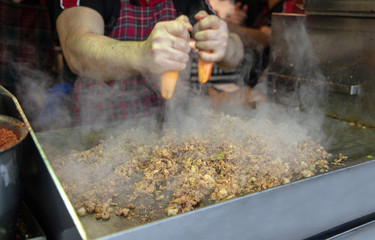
xmin=43 ymin=0 xmax=244 ymax=127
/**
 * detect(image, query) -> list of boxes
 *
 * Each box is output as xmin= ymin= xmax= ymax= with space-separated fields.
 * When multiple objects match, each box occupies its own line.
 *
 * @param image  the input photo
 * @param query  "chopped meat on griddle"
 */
xmin=52 ymin=113 xmax=332 ymax=222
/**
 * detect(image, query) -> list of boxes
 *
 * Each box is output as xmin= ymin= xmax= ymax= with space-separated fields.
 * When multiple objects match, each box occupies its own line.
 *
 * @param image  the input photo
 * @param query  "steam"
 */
xmin=9 ymin=9 xmax=334 ymax=214
xmin=11 ymin=63 xmax=74 ymax=131
xmin=265 ymin=16 xmax=329 ymax=142
xmin=9 ymin=14 xmax=329 ymax=147
xmin=37 ymin=16 xmax=342 ymax=233
xmin=4 ymin=13 xmax=330 ymax=152
xmin=14 ymin=64 xmax=47 ymax=114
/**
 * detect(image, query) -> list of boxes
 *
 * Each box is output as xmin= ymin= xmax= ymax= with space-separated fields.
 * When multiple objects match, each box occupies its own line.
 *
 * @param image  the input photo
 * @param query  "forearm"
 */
xmin=63 ymin=32 xmax=146 ymax=81
xmin=216 ymin=32 xmax=244 ymax=70
xmin=57 ymin=6 xmax=148 ymax=81
xmin=227 ymin=23 xmax=270 ymax=49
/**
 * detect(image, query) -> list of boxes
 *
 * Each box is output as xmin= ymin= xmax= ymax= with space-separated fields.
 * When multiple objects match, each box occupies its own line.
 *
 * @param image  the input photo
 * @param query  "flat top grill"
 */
xmin=35 ymin=113 xmax=375 ymax=239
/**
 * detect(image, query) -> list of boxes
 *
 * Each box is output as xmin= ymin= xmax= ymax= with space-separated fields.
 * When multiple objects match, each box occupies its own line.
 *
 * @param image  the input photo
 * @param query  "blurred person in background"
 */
xmin=225 ymin=0 xmax=285 ymax=88
xmin=224 ymin=0 xmax=305 ymax=85
xmin=43 ymin=0 xmax=244 ymax=129
xmin=190 ymin=0 xmax=282 ymax=109
xmin=0 ymin=0 xmax=56 ymax=127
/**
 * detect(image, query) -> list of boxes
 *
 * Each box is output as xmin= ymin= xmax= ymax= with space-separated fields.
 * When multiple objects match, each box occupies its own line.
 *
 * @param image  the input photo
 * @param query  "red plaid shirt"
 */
xmin=70 ymin=0 xmax=178 ymax=126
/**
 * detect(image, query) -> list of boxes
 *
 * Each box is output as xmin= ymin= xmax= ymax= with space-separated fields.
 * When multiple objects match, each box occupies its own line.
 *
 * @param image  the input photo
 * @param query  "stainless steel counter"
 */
xmin=269 ymin=13 xmax=375 ymax=128
xmin=304 ymin=0 xmax=375 ymax=16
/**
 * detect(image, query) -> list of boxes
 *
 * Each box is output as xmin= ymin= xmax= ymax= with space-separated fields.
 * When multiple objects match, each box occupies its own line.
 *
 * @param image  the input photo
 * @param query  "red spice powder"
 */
xmin=0 ymin=128 xmax=19 ymax=150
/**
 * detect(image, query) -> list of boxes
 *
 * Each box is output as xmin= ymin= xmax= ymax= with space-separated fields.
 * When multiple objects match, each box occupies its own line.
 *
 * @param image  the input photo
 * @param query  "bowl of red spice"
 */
xmin=0 ymin=115 xmax=28 ymax=151
xmin=0 ymin=114 xmax=29 ymax=240
xmin=0 ymin=127 xmax=21 ymax=151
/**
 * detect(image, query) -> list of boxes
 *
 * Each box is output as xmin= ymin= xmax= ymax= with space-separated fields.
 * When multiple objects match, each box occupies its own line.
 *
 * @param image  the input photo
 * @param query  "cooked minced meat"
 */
xmin=52 ymin=113 xmax=331 ymax=222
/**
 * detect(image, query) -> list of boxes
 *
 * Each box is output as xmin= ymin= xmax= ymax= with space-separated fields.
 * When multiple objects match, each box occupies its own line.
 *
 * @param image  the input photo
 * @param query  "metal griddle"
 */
xmin=32 ymin=110 xmax=375 ymax=240
xmin=2 ymin=70 xmax=375 ymax=239
xmin=3 ymin=1 xmax=375 ymax=238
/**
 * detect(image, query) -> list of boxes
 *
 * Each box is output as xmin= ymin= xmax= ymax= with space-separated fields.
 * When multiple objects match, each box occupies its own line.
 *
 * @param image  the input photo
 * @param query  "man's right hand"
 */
xmin=57 ymin=7 xmax=192 ymax=81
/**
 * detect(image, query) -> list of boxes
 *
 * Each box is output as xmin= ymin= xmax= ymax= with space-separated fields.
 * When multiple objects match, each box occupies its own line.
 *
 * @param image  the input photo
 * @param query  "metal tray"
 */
xmin=35 ymin=112 xmax=375 ymax=240
xmin=3 ymin=85 xmax=375 ymax=239
xmin=0 ymin=85 xmax=83 ymax=239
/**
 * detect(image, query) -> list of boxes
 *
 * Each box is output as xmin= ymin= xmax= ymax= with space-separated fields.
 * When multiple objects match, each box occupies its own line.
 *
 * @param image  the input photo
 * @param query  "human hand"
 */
xmin=142 ymin=15 xmax=192 ymax=75
xmin=260 ymin=26 xmax=272 ymax=38
xmin=226 ymin=2 xmax=248 ymax=26
xmin=193 ymin=11 xmax=229 ymax=63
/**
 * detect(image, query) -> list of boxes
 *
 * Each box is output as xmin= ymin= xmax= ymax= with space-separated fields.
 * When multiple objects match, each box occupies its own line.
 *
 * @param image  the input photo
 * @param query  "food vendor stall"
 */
xmin=2 ymin=0 xmax=375 ymax=239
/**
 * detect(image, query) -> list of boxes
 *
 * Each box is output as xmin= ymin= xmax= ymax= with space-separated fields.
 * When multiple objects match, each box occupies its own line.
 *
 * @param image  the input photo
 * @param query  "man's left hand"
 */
xmin=193 ymin=11 xmax=229 ymax=63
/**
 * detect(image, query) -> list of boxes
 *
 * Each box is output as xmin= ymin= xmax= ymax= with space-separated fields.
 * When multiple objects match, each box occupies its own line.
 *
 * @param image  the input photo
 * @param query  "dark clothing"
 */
xmin=69 ymin=0 xmax=178 ymax=125
xmin=236 ymin=0 xmax=263 ymax=28
xmin=236 ymin=0 xmax=284 ymax=28
xmin=234 ymin=0 xmax=284 ymax=87
xmin=0 ymin=0 xmax=55 ymax=96
xmin=46 ymin=0 xmax=215 ymax=127
xmin=48 ymin=0 xmax=215 ymax=84
xmin=47 ymin=0 xmax=214 ymax=34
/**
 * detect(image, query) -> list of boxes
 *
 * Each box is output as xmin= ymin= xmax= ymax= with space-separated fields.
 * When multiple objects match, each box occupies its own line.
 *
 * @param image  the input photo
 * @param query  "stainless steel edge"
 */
xmin=98 ymin=160 xmax=375 ymax=240
xmin=0 ymin=86 xmax=86 ymax=240
xmin=328 ymin=221 xmax=375 ymax=240
xmin=304 ymin=0 xmax=375 ymax=15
